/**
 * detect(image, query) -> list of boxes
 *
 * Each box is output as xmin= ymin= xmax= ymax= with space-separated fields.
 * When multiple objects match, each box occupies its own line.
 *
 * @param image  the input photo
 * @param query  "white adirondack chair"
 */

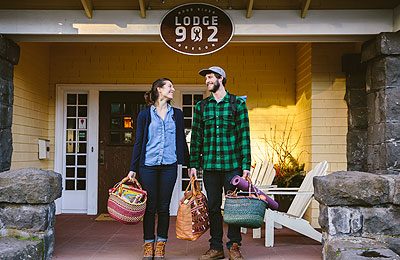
xmin=241 ymin=157 xmax=276 ymax=238
xmin=262 ymin=160 xmax=329 ymax=247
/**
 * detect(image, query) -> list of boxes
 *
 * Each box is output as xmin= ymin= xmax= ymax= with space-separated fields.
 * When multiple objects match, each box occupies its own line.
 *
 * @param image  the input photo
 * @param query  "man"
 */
xmin=189 ymin=66 xmax=251 ymax=260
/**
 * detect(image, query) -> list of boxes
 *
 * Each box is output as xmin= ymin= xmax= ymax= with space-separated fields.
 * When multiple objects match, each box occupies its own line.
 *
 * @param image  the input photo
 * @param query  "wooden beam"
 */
xmin=138 ymin=0 xmax=146 ymax=18
xmin=80 ymin=0 xmax=93 ymax=19
xmin=301 ymin=0 xmax=311 ymax=18
xmin=246 ymin=0 xmax=254 ymax=18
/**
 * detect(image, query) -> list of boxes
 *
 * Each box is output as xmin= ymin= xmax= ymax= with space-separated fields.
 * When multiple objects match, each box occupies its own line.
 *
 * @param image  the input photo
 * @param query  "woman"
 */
xmin=127 ymin=78 xmax=189 ymax=259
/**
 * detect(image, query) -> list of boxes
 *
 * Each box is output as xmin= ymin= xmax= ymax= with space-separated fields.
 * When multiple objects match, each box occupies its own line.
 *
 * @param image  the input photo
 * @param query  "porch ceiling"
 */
xmin=0 ymin=0 xmax=398 ymax=12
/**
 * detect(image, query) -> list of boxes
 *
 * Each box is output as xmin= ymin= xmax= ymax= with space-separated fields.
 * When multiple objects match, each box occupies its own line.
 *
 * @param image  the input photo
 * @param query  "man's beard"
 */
xmin=209 ymin=80 xmax=220 ymax=93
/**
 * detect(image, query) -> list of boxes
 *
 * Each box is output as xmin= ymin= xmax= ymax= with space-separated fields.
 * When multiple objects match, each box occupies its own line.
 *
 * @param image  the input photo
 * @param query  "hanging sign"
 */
xmin=160 ymin=3 xmax=234 ymax=56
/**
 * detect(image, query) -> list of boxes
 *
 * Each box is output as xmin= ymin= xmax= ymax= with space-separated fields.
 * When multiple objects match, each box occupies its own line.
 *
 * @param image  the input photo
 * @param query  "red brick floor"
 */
xmin=53 ymin=214 xmax=322 ymax=260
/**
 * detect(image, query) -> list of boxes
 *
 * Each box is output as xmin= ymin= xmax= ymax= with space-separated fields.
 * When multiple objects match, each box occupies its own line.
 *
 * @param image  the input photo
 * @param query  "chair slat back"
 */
xmin=287 ymin=161 xmax=328 ymax=217
xmin=258 ymin=160 xmax=276 ymax=186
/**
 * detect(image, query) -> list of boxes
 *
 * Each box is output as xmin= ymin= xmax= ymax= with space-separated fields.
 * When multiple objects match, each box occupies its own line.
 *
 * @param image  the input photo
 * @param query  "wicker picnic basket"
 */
xmin=107 ymin=177 xmax=147 ymax=225
xmin=223 ymin=179 xmax=267 ymax=228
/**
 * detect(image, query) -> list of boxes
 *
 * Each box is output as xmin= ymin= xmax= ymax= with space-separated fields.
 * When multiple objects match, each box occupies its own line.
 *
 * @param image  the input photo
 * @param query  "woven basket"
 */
xmin=107 ymin=177 xmax=147 ymax=225
xmin=223 ymin=195 xmax=267 ymax=228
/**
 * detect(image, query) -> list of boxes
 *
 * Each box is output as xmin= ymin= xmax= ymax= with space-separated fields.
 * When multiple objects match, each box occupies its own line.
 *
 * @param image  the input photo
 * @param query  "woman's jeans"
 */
xmin=203 ymin=168 xmax=242 ymax=250
xmin=139 ymin=163 xmax=177 ymax=242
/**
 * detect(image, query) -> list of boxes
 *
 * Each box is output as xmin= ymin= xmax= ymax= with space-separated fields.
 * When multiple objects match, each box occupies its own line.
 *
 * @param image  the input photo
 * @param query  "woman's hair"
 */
xmin=144 ymin=78 xmax=173 ymax=106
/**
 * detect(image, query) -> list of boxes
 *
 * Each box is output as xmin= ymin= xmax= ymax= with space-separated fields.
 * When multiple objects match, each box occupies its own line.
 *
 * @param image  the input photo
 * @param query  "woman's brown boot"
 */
xmin=143 ymin=242 xmax=154 ymax=260
xmin=154 ymin=241 xmax=166 ymax=259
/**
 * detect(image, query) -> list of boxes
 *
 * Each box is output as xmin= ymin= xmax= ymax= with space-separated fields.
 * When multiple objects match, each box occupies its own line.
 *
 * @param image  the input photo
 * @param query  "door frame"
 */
xmin=55 ymin=84 xmax=202 ymax=215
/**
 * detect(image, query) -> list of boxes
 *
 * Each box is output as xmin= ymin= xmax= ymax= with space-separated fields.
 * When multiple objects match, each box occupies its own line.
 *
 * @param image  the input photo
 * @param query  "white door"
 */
xmin=61 ymin=93 xmax=89 ymax=213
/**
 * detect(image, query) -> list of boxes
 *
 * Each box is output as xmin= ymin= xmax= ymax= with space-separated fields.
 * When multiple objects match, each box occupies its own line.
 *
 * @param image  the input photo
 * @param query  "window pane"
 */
xmin=66 ymin=143 xmax=75 ymax=153
xmin=111 ymin=118 xmax=121 ymax=129
xmin=77 ymin=168 xmax=86 ymax=178
xmin=67 ymin=94 xmax=77 ymax=105
xmin=66 ymin=180 xmax=75 ymax=190
xmin=77 ymin=155 xmax=86 ymax=165
xmin=67 ymin=119 xmax=76 ymax=129
xmin=78 ymin=131 xmax=87 ymax=141
xmin=78 ymin=106 xmax=87 ymax=117
xmin=183 ymin=107 xmax=192 ymax=117
xmin=181 ymin=180 xmax=190 ymax=191
xmin=66 ymin=130 xmax=76 ymax=141
xmin=124 ymin=132 xmax=132 ymax=144
xmin=67 ymin=106 xmax=76 ymax=117
xmin=78 ymin=143 xmax=87 ymax=153
xmin=77 ymin=180 xmax=86 ymax=190
xmin=194 ymin=95 xmax=203 ymax=104
xmin=66 ymin=155 xmax=75 ymax=165
xmin=78 ymin=94 xmax=87 ymax=105
xmin=183 ymin=95 xmax=192 ymax=105
xmin=124 ymin=103 xmax=134 ymax=115
xmin=66 ymin=167 xmax=75 ymax=178
xmin=184 ymin=119 xmax=192 ymax=129
xmin=111 ymin=103 xmax=121 ymax=114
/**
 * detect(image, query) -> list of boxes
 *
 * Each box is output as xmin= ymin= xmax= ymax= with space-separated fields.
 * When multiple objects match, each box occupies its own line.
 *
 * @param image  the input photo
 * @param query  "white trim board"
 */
xmin=0 ymin=9 xmax=393 ymax=37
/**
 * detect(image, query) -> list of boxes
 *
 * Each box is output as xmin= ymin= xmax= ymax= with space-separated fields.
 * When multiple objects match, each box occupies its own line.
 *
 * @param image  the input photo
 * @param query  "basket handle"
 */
xmin=114 ymin=176 xmax=143 ymax=196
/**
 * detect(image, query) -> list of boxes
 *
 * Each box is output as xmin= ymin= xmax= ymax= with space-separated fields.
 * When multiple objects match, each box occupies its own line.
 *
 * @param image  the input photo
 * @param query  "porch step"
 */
xmin=0 ymin=237 xmax=43 ymax=260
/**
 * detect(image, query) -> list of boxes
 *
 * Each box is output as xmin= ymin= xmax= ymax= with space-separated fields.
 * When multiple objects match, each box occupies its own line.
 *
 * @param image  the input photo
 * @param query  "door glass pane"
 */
xmin=183 ymin=94 xmax=192 ymax=105
xmin=77 ymin=155 xmax=86 ymax=165
xmin=66 ymin=143 xmax=75 ymax=153
xmin=67 ymin=106 xmax=76 ymax=117
xmin=67 ymin=94 xmax=77 ymax=105
xmin=66 ymin=155 xmax=75 ymax=165
xmin=66 ymin=167 xmax=75 ymax=178
xmin=111 ymin=132 xmax=120 ymax=143
xmin=66 ymin=180 xmax=75 ymax=190
xmin=78 ymin=106 xmax=87 ymax=117
xmin=77 ymin=168 xmax=86 ymax=178
xmin=111 ymin=103 xmax=121 ymax=114
xmin=66 ymin=130 xmax=76 ymax=142
xmin=183 ymin=107 xmax=192 ymax=117
xmin=78 ymin=131 xmax=87 ymax=141
xmin=184 ymin=119 xmax=192 ymax=129
xmin=78 ymin=94 xmax=87 ymax=105
xmin=111 ymin=118 xmax=120 ymax=129
xmin=77 ymin=180 xmax=86 ymax=190
xmin=78 ymin=143 xmax=87 ymax=153
xmin=124 ymin=132 xmax=132 ymax=144
xmin=67 ymin=119 xmax=76 ymax=129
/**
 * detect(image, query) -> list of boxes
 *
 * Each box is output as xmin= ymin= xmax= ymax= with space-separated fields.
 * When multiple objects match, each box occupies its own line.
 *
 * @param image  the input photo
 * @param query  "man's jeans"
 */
xmin=203 ymin=168 xmax=242 ymax=250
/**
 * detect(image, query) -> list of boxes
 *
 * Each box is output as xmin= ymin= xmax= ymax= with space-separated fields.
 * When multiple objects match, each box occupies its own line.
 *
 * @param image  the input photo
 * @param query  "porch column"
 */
xmin=342 ymin=54 xmax=367 ymax=171
xmin=0 ymin=35 xmax=19 ymax=172
xmin=314 ymin=31 xmax=400 ymax=260
xmin=362 ymin=31 xmax=400 ymax=174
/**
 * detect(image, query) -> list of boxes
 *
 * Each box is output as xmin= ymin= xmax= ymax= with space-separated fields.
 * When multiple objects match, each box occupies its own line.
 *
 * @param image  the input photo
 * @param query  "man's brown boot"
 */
xmin=143 ymin=242 xmax=154 ymax=260
xmin=154 ymin=241 xmax=166 ymax=259
xmin=198 ymin=248 xmax=225 ymax=260
xmin=228 ymin=243 xmax=244 ymax=260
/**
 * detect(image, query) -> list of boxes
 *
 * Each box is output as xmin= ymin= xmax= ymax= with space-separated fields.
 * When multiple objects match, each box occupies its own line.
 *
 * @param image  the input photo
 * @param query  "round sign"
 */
xmin=160 ymin=3 xmax=234 ymax=56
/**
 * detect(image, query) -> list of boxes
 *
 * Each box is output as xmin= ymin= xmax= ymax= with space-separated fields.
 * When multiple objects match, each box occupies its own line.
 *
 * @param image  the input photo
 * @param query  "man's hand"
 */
xmin=127 ymin=171 xmax=136 ymax=179
xmin=189 ymin=168 xmax=197 ymax=179
xmin=242 ymin=170 xmax=250 ymax=179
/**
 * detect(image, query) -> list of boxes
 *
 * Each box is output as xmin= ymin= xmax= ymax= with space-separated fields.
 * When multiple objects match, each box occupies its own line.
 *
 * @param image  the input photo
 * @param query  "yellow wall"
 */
xmin=304 ymin=42 xmax=360 ymax=226
xmin=49 ymin=42 xmax=298 ymax=163
xmin=12 ymin=43 xmax=52 ymax=170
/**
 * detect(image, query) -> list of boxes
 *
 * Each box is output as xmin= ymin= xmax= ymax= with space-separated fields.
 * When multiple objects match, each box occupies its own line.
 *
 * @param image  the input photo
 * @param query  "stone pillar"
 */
xmin=361 ymin=31 xmax=400 ymax=174
xmin=0 ymin=35 xmax=20 ymax=173
xmin=342 ymin=54 xmax=367 ymax=171
xmin=0 ymin=168 xmax=62 ymax=260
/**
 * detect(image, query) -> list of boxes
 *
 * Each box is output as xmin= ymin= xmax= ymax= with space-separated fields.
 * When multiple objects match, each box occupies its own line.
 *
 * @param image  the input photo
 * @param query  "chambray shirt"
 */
xmin=144 ymin=105 xmax=177 ymax=166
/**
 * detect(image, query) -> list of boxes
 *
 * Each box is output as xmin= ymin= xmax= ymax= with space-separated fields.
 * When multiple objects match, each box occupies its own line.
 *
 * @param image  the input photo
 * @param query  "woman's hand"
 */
xmin=127 ymin=171 xmax=136 ymax=179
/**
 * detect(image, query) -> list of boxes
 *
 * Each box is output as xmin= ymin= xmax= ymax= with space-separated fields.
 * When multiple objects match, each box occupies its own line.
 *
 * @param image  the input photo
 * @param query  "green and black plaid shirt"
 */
xmin=190 ymin=92 xmax=251 ymax=171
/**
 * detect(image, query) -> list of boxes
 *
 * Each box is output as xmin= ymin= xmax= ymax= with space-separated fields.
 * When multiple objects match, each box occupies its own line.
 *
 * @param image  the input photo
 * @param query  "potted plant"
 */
xmin=263 ymin=118 xmax=306 ymax=212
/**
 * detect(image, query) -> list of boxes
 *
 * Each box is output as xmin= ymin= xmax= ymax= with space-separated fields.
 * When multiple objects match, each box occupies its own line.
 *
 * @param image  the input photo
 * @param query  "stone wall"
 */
xmin=0 ymin=168 xmax=62 ymax=260
xmin=315 ymin=171 xmax=400 ymax=259
xmin=315 ymin=31 xmax=400 ymax=260
xmin=342 ymin=54 xmax=367 ymax=172
xmin=0 ymin=35 xmax=19 ymax=173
